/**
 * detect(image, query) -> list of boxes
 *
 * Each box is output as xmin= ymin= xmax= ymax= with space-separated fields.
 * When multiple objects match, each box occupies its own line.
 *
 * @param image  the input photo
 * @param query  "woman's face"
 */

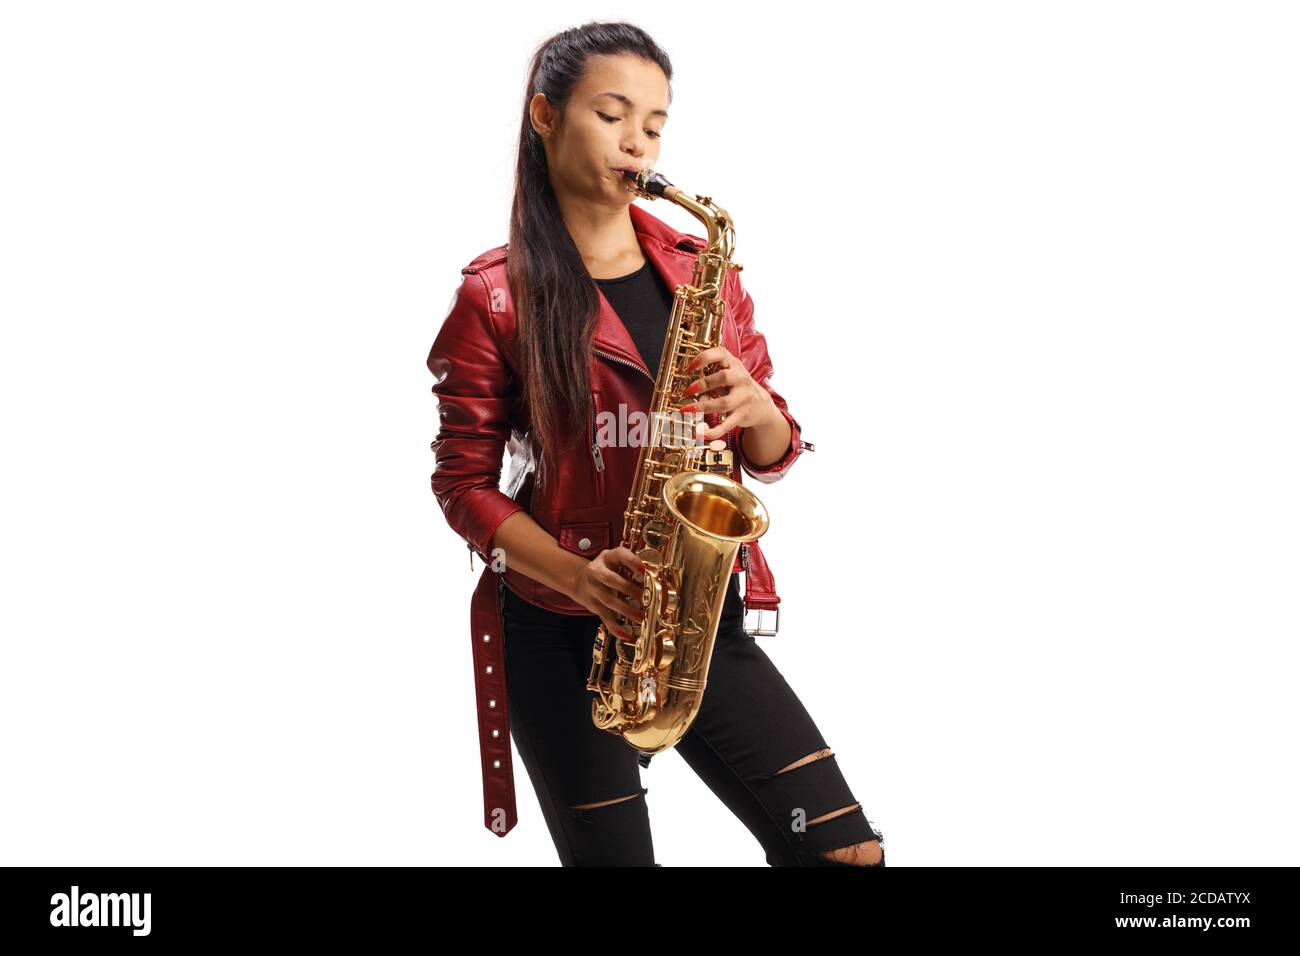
xmin=533 ymin=53 xmax=669 ymax=207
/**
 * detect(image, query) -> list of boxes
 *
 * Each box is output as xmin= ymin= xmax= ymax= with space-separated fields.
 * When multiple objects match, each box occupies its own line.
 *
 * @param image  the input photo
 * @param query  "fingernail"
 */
xmin=678 ymin=403 xmax=697 ymax=413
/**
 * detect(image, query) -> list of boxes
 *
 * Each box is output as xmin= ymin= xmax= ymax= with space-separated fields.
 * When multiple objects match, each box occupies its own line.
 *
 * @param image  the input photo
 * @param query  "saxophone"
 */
xmin=587 ymin=166 xmax=770 ymax=759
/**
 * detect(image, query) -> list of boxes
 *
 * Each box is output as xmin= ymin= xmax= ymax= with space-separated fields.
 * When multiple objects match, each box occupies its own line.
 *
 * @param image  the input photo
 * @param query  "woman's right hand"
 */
xmin=568 ymin=547 xmax=647 ymax=641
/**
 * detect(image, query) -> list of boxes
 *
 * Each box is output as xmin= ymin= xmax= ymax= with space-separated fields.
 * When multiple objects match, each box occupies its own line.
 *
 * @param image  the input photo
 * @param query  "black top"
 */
xmin=594 ymin=258 xmax=674 ymax=381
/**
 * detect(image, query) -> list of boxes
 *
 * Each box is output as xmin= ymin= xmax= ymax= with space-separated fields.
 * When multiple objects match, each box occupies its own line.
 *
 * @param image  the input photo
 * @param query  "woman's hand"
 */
xmin=567 ymin=546 xmax=647 ymax=641
xmin=676 ymin=346 xmax=779 ymax=443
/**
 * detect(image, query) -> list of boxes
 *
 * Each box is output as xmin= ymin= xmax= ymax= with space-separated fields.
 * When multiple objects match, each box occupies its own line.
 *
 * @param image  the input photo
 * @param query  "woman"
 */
xmin=427 ymin=21 xmax=884 ymax=866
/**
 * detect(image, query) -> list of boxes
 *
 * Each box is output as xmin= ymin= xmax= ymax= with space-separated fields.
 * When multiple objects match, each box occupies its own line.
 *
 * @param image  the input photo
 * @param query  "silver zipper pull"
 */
xmin=799 ymin=439 xmax=815 ymax=452
xmin=467 ymin=540 xmax=476 ymax=571
xmin=740 ymin=542 xmax=750 ymax=570
xmin=590 ymin=402 xmax=606 ymax=472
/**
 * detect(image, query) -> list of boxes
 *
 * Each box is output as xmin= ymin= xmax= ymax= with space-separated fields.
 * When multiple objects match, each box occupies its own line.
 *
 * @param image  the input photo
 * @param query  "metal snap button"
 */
xmin=578 ymin=536 xmax=592 ymax=550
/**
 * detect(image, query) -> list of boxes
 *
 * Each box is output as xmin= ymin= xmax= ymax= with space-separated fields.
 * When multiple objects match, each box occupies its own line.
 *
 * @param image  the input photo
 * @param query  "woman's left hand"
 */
xmin=676 ymin=346 xmax=778 ymax=443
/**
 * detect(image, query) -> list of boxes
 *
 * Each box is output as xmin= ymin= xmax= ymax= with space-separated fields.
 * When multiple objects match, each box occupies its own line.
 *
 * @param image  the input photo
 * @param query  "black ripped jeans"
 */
xmin=501 ymin=572 xmax=885 ymax=866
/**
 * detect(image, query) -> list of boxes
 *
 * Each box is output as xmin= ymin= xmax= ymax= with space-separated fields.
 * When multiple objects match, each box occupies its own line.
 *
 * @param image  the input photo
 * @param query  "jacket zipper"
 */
xmin=590 ymin=347 xmax=653 ymax=492
xmin=589 ymin=400 xmax=605 ymax=500
xmin=593 ymin=346 xmax=653 ymax=382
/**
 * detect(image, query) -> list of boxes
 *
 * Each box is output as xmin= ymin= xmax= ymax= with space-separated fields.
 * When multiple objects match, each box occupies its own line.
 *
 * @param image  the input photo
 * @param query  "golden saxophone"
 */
xmin=587 ymin=166 xmax=770 ymax=761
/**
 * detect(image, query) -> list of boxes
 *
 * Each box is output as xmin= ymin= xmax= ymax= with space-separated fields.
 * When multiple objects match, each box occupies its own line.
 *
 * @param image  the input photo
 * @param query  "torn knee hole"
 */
xmin=570 ymin=792 xmax=642 ymax=811
xmin=773 ymin=747 xmax=834 ymax=776
xmin=805 ymin=801 xmax=861 ymax=827
xmin=818 ymin=837 xmax=883 ymax=866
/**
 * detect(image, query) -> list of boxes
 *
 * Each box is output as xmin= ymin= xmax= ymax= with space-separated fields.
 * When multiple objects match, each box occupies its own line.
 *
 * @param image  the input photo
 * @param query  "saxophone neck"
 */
xmin=622 ymin=168 xmax=736 ymax=260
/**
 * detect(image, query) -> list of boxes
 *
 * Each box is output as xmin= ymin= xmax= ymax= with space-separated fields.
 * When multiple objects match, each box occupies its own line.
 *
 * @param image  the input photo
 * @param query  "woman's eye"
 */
xmin=597 ymin=111 xmax=662 ymax=139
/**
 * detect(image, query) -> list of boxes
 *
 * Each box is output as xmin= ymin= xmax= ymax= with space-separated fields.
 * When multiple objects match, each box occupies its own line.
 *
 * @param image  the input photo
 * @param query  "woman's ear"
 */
xmin=528 ymin=92 xmax=554 ymax=138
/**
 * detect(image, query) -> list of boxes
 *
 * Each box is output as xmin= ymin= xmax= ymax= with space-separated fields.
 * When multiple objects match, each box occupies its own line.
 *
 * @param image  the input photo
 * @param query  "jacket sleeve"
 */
xmin=427 ymin=270 xmax=526 ymax=563
xmin=729 ymin=270 xmax=809 ymax=483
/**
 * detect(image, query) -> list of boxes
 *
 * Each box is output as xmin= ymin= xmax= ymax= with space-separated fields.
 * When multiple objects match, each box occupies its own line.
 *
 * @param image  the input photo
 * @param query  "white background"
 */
xmin=2 ymin=1 xmax=1296 ymax=866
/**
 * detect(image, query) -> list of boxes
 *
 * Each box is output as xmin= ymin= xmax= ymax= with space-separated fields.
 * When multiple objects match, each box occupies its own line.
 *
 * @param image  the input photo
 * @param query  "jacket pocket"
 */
xmin=558 ymin=521 xmax=609 ymax=559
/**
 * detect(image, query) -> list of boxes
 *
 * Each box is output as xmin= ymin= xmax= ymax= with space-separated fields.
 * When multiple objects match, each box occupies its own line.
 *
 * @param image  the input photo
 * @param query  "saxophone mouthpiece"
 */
xmin=622 ymin=167 xmax=675 ymax=199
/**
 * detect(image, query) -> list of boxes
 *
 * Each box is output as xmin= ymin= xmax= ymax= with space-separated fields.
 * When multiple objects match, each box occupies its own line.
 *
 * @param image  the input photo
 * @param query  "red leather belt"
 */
xmin=467 ymin=541 xmax=780 ymax=836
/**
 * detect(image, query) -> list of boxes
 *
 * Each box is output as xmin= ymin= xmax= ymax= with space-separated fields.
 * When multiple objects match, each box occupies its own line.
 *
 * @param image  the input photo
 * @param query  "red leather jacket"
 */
xmin=426 ymin=202 xmax=813 ymax=836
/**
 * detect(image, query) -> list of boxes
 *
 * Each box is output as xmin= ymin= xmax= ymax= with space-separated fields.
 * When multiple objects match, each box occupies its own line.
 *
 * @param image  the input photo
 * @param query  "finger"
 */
xmin=682 ymin=367 xmax=725 ymax=398
xmin=614 ymin=581 xmax=647 ymax=620
xmin=681 ymin=373 xmax=737 ymax=412
xmin=704 ymin=367 xmax=738 ymax=392
xmin=608 ymin=561 xmax=644 ymax=590
xmin=696 ymin=417 xmax=738 ymax=444
xmin=608 ymin=570 xmax=647 ymax=618
xmin=692 ymin=367 xmax=740 ymax=400
xmin=600 ymin=612 xmax=637 ymax=642
xmin=599 ymin=597 xmax=642 ymax=637
xmin=597 ymin=566 xmax=642 ymax=609
xmin=691 ymin=345 xmax=733 ymax=371
xmin=687 ymin=346 xmax=733 ymax=373
xmin=598 ymin=564 xmax=639 ymax=595
xmin=691 ymin=390 xmax=737 ymax=416
xmin=607 ymin=603 xmax=644 ymax=634
xmin=616 ymin=547 xmax=647 ymax=575
xmin=612 ymin=551 xmax=646 ymax=588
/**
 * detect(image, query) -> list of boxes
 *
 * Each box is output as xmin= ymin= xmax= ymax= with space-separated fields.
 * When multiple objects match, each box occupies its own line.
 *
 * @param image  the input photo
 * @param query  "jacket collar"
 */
xmin=590 ymin=202 xmax=702 ymax=372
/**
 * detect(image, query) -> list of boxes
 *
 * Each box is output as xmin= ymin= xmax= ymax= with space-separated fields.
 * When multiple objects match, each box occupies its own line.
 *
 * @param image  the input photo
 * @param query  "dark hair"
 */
xmin=508 ymin=21 xmax=673 ymax=489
